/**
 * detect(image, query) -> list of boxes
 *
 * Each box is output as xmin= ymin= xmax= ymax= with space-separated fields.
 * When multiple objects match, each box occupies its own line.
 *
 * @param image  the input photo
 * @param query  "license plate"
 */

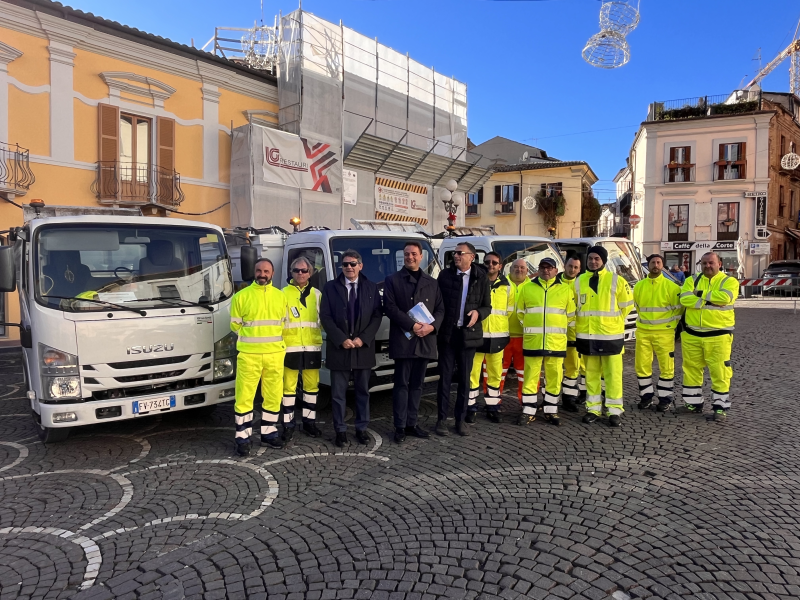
xmin=133 ymin=395 xmax=176 ymax=415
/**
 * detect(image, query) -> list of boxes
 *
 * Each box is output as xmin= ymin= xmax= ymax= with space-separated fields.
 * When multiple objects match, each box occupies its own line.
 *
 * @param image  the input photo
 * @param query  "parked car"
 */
xmin=762 ymin=260 xmax=800 ymax=296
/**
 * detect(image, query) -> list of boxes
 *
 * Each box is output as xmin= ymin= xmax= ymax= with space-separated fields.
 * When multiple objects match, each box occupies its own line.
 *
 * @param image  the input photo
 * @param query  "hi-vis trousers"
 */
xmin=635 ymin=329 xmax=675 ymax=405
xmin=681 ymin=332 xmax=733 ymax=410
xmin=234 ymin=351 xmax=285 ymax=445
xmin=469 ymin=351 xmax=503 ymax=412
xmin=500 ymin=337 xmax=524 ymax=400
xmin=562 ymin=346 xmax=586 ymax=402
xmin=283 ymin=368 xmax=320 ymax=427
xmin=585 ymin=354 xmax=623 ymax=416
xmin=521 ymin=356 xmax=563 ymax=417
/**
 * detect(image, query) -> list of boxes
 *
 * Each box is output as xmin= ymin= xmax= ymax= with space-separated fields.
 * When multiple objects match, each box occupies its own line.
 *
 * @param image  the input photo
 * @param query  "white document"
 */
xmin=405 ymin=302 xmax=435 ymax=339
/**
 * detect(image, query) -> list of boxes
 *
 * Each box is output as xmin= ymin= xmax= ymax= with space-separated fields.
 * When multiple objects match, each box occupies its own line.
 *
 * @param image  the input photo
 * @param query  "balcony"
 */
xmin=664 ymin=164 xmax=695 ymax=183
xmin=0 ymin=142 xmax=35 ymax=198
xmin=92 ymin=162 xmax=184 ymax=207
xmin=648 ymin=90 xmax=761 ymax=122
xmin=713 ymin=163 xmax=746 ymax=182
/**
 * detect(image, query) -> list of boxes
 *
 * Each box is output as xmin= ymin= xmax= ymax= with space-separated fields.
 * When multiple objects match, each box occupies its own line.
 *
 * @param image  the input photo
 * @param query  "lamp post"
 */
xmin=439 ymin=179 xmax=464 ymax=232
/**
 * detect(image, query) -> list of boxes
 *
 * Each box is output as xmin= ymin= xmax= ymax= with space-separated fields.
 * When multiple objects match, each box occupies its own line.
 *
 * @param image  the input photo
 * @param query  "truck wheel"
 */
xmin=32 ymin=411 xmax=71 ymax=443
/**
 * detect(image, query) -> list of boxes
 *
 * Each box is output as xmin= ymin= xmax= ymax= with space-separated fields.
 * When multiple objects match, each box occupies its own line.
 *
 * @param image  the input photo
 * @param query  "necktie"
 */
xmin=347 ymin=282 xmax=356 ymax=336
xmin=458 ymin=272 xmax=466 ymax=324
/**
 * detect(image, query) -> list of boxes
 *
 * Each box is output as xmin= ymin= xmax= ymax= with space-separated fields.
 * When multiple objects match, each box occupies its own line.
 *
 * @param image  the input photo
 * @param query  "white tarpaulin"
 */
xmin=262 ymin=127 xmax=341 ymax=194
xmin=374 ymin=176 xmax=428 ymax=225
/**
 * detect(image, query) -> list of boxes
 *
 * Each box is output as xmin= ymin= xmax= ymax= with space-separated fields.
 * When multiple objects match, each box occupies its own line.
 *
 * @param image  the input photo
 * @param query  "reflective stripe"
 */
xmin=578 ymin=310 xmax=621 ymax=317
xmin=566 ymin=311 xmax=575 ymax=318
xmin=231 ymin=316 xmax=243 ymax=324
xmin=700 ymin=305 xmax=734 ymax=311
xmin=483 ymin=332 xmax=510 ymax=338
xmin=524 ymin=327 xmax=568 ymax=335
xmin=243 ymin=319 xmax=283 ymax=327
xmin=680 ymin=291 xmax=695 ymax=298
xmin=285 ymin=345 xmax=322 ymax=353
xmin=637 ymin=315 xmax=681 ymax=325
xmin=522 ymin=307 xmax=544 ymax=314
xmin=491 ymin=309 xmax=509 ymax=316
xmin=576 ymin=332 xmax=623 ymax=340
xmin=721 ymin=288 xmax=734 ymax=300
xmin=284 ymin=321 xmax=320 ymax=329
xmin=618 ymin=300 xmax=634 ymax=308
xmin=238 ymin=335 xmax=284 ymax=343
xmin=638 ymin=305 xmax=681 ymax=312
xmin=610 ymin=274 xmax=618 ymax=313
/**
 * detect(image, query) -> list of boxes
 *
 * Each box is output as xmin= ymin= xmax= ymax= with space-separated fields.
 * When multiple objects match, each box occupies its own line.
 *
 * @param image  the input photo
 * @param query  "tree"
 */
xmin=535 ymin=188 xmax=566 ymax=233
xmin=581 ymin=187 xmax=601 ymax=236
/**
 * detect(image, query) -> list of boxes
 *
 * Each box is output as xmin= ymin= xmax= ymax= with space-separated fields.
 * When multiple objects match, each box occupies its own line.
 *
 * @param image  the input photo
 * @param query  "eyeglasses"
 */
xmin=342 ymin=261 xmax=359 ymax=268
xmin=483 ymin=260 xmax=500 ymax=266
xmin=539 ymin=264 xmax=556 ymax=270
xmin=452 ymin=251 xmax=473 ymax=256
xmin=292 ymin=268 xmax=309 ymax=274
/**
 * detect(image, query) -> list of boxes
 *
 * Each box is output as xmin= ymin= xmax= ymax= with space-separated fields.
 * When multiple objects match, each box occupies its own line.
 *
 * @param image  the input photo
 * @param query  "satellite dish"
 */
xmin=522 ymin=151 xmax=529 ymax=162
xmin=522 ymin=196 xmax=536 ymax=210
xmin=781 ymin=153 xmax=800 ymax=170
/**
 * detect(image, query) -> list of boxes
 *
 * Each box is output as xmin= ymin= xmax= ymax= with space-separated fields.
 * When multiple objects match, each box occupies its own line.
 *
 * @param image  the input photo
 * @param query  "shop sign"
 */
xmin=749 ymin=242 xmax=771 ymax=255
xmin=660 ymin=241 xmax=736 ymax=251
xmin=754 ymin=195 xmax=768 ymax=228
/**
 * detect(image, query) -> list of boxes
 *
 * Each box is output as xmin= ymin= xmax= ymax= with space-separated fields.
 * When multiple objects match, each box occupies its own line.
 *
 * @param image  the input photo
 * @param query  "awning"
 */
xmin=344 ymin=132 xmax=493 ymax=193
xmin=785 ymin=227 xmax=800 ymax=241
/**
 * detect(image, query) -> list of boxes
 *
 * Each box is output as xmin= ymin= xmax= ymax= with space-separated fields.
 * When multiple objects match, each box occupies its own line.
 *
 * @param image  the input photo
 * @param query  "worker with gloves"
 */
xmin=467 ymin=251 xmax=515 ymax=424
xmin=500 ymin=258 xmax=530 ymax=399
xmin=574 ymin=245 xmax=633 ymax=427
xmin=634 ymin=254 xmax=683 ymax=412
xmin=557 ymin=255 xmax=586 ymax=412
xmin=231 ymin=258 xmax=289 ymax=456
xmin=679 ymin=251 xmax=739 ymax=420
xmin=515 ymin=257 xmax=575 ymax=426
xmin=281 ymin=256 xmax=323 ymax=442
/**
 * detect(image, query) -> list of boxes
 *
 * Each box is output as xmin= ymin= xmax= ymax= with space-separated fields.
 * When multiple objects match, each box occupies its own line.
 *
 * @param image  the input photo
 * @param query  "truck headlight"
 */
xmin=213 ymin=333 xmax=237 ymax=380
xmin=213 ymin=358 xmax=234 ymax=379
xmin=40 ymin=344 xmax=81 ymax=400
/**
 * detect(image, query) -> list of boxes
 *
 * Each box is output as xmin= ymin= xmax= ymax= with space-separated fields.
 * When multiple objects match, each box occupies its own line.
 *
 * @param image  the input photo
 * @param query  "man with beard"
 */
xmin=499 ymin=258 xmax=530 ymax=400
xmin=230 ymin=258 xmax=289 ymax=456
xmin=557 ymin=255 xmax=586 ymax=412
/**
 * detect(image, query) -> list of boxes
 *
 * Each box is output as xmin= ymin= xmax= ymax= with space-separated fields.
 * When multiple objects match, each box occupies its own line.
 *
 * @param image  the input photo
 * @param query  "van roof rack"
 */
xmin=350 ymin=218 xmax=428 ymax=234
xmin=23 ymin=204 xmax=142 ymax=222
xmin=449 ymin=225 xmax=496 ymax=237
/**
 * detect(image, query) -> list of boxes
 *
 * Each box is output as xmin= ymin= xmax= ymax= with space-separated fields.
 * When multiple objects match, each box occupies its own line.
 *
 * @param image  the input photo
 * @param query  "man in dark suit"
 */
xmin=435 ymin=242 xmax=491 ymax=436
xmin=384 ymin=241 xmax=445 ymax=444
xmin=319 ymin=250 xmax=383 ymax=447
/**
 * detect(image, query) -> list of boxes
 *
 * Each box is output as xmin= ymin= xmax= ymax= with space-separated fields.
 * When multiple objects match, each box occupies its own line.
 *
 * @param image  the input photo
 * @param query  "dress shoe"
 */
xmin=303 ymin=422 xmax=322 ymax=438
xmin=356 ymin=429 xmax=370 ymax=444
xmin=582 ymin=413 xmax=599 ymax=424
xmin=485 ymin=410 xmax=501 ymax=424
xmin=454 ymin=421 xmax=469 ymax=436
xmin=544 ymin=414 xmax=561 ymax=427
xmin=517 ymin=414 xmax=535 ymax=426
xmin=235 ymin=441 xmax=251 ymax=457
xmin=465 ymin=411 xmax=477 ymax=424
xmin=334 ymin=431 xmax=348 ymax=447
xmin=562 ymin=399 xmax=579 ymax=413
xmin=608 ymin=414 xmax=621 ymax=427
xmin=261 ymin=436 xmax=284 ymax=449
xmin=405 ymin=425 xmax=430 ymax=438
xmin=394 ymin=428 xmax=406 ymax=443
xmin=435 ymin=420 xmax=449 ymax=436
xmin=282 ymin=427 xmax=295 ymax=442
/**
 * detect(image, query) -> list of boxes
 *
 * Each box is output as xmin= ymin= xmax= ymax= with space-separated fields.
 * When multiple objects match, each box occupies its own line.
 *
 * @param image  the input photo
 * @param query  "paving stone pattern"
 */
xmin=0 ymin=308 xmax=799 ymax=599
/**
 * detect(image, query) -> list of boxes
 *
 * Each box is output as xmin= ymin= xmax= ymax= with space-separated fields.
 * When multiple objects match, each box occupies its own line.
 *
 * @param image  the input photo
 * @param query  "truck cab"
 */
xmin=0 ymin=207 xmax=237 ymax=442
xmin=226 ymin=226 xmax=441 ymax=391
xmin=438 ymin=235 xmax=564 ymax=276
xmin=555 ymin=237 xmax=645 ymax=341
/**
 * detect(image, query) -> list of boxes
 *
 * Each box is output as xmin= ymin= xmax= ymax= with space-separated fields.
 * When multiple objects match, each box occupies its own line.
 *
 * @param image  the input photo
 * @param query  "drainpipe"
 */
xmin=519 ymin=170 xmax=523 ymax=236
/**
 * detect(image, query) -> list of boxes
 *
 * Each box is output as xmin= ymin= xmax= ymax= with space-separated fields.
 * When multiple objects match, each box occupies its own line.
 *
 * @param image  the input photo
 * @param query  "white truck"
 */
xmin=437 ymin=233 xmax=565 ymax=278
xmin=0 ymin=204 xmax=238 ymax=442
xmin=225 ymin=220 xmax=442 ymax=392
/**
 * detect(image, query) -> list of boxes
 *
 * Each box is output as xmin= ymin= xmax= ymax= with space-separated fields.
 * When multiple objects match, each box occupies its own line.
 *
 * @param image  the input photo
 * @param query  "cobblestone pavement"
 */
xmin=0 ymin=308 xmax=799 ymax=600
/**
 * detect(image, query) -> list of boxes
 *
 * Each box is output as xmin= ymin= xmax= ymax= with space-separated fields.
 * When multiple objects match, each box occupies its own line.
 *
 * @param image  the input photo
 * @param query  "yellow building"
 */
xmin=464 ymin=137 xmax=598 ymax=237
xmin=0 ymin=0 xmax=278 ymax=344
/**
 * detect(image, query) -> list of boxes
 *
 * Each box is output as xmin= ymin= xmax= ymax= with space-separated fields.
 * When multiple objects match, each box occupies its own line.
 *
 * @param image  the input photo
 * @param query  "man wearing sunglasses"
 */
xmin=435 ymin=242 xmax=491 ymax=436
xmin=281 ymin=256 xmax=323 ymax=442
xmin=319 ymin=250 xmax=383 ymax=447
xmin=467 ymin=251 xmax=514 ymax=424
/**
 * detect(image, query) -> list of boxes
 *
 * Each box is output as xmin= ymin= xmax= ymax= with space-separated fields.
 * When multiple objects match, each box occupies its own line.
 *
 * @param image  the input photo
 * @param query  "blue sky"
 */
xmin=72 ymin=0 xmax=799 ymax=200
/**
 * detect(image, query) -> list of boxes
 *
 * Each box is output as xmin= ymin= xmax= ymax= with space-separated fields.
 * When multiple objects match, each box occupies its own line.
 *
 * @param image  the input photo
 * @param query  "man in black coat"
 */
xmin=384 ymin=240 xmax=445 ymax=444
xmin=319 ymin=250 xmax=383 ymax=447
xmin=435 ymin=241 xmax=492 ymax=436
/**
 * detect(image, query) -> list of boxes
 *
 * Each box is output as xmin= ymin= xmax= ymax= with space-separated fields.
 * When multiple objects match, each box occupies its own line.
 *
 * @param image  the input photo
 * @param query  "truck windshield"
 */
xmin=330 ymin=237 xmax=440 ymax=288
xmin=491 ymin=241 xmax=563 ymax=279
xmin=34 ymin=224 xmax=233 ymax=311
xmin=601 ymin=241 xmax=643 ymax=285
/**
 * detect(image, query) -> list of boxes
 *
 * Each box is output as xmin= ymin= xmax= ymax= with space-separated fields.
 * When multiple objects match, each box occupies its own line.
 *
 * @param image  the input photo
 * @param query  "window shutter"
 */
xmin=513 ymin=184 xmax=520 ymax=202
xmin=669 ymin=147 xmax=676 ymax=162
xmin=739 ymin=142 xmax=747 ymax=178
xmin=685 ymin=146 xmax=691 ymax=164
xmin=157 ymin=117 xmax=176 ymax=205
xmin=494 ymin=185 xmax=502 ymax=203
xmin=477 ymin=187 xmax=483 ymax=204
xmin=97 ymin=103 xmax=119 ymax=200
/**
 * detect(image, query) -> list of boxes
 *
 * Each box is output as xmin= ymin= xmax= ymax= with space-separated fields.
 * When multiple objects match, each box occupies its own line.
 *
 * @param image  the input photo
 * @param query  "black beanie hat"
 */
xmin=587 ymin=245 xmax=608 ymax=266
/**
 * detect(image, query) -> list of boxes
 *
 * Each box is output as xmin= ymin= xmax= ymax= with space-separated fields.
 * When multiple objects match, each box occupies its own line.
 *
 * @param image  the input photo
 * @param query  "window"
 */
xmin=781 ymin=135 xmax=786 ymax=156
xmin=667 ymin=146 xmax=694 ymax=182
xmin=466 ymin=188 xmax=482 ymax=217
xmin=540 ymin=182 xmax=563 ymax=197
xmin=779 ymin=185 xmax=786 ymax=218
xmin=792 ymin=141 xmax=797 ymax=154
xmin=667 ymin=204 xmax=689 ymax=241
xmin=287 ymin=247 xmax=328 ymax=292
xmin=329 ymin=237 xmax=440 ymax=289
xmin=494 ymin=184 xmax=519 ymax=214
xmin=491 ymin=241 xmax=562 ymax=279
xmin=716 ymin=142 xmax=746 ymax=181
xmin=717 ymin=202 xmax=740 ymax=240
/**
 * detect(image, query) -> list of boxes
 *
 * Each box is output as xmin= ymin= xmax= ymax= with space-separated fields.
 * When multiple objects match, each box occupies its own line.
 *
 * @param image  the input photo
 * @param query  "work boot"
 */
xmin=656 ymin=401 xmax=671 ymax=413
xmin=262 ymin=436 xmax=284 ymax=449
xmin=303 ymin=421 xmax=322 ymax=438
xmin=235 ymin=441 xmax=251 ymax=457
xmin=356 ymin=430 xmax=370 ymax=444
xmin=454 ymin=421 xmax=469 ymax=436
xmin=562 ymin=398 xmax=579 ymax=413
xmin=578 ymin=390 xmax=587 ymax=405
xmin=486 ymin=410 xmax=501 ymax=423
xmin=608 ymin=415 xmax=621 ymax=428
xmin=394 ymin=428 xmax=406 ymax=444
xmin=582 ymin=413 xmax=599 ymax=424
xmin=712 ymin=409 xmax=727 ymax=422
xmin=465 ymin=411 xmax=477 ymax=424
xmin=334 ymin=431 xmax=348 ymax=447
xmin=680 ymin=403 xmax=704 ymax=414
xmin=435 ymin=420 xmax=449 ymax=436
xmin=282 ymin=427 xmax=295 ymax=443
xmin=517 ymin=414 xmax=535 ymax=426
xmin=544 ymin=414 xmax=561 ymax=427
xmin=405 ymin=425 xmax=430 ymax=438
xmin=638 ymin=398 xmax=653 ymax=410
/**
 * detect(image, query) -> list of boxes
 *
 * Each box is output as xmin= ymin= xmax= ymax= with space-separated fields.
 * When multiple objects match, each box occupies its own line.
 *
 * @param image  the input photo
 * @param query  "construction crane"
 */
xmin=744 ymin=18 xmax=800 ymax=94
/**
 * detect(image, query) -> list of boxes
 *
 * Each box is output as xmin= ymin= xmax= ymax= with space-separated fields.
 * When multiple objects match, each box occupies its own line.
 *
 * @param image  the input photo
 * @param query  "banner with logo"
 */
xmin=374 ymin=177 xmax=429 ymax=225
xmin=262 ymin=128 xmax=340 ymax=194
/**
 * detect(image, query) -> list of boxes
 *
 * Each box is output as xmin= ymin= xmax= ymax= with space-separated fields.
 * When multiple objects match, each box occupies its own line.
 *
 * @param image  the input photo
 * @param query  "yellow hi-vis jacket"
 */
xmin=633 ymin=273 xmax=683 ymax=330
xmin=508 ymin=278 xmax=529 ymax=337
xmin=282 ymin=281 xmax=323 ymax=370
xmin=574 ymin=269 xmax=633 ymax=355
xmin=516 ymin=276 xmax=575 ymax=357
xmin=556 ymin=273 xmax=579 ymax=345
xmin=679 ymin=271 xmax=739 ymax=336
xmin=479 ymin=274 xmax=515 ymax=354
xmin=231 ymin=281 xmax=288 ymax=354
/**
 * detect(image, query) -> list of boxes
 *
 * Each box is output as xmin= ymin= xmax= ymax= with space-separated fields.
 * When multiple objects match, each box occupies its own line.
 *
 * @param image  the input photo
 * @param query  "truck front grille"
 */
xmin=114 ymin=369 xmax=187 ymax=383
xmin=90 ymin=377 xmax=206 ymax=401
xmin=103 ymin=355 xmax=192 ymax=370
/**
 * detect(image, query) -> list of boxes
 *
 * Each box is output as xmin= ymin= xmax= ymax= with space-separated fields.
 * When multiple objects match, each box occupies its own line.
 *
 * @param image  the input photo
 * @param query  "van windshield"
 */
xmin=491 ymin=241 xmax=563 ymax=279
xmin=601 ymin=241 xmax=643 ymax=285
xmin=330 ymin=237 xmax=440 ymax=288
xmin=34 ymin=224 xmax=233 ymax=311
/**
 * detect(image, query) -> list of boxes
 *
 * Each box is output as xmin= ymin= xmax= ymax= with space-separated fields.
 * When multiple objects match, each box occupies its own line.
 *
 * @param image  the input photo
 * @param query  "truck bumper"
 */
xmin=38 ymin=380 xmax=236 ymax=428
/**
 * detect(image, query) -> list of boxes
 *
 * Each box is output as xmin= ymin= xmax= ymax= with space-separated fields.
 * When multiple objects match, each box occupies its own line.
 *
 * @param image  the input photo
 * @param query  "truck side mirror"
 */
xmin=0 ymin=246 xmax=16 ymax=292
xmin=240 ymin=245 xmax=257 ymax=282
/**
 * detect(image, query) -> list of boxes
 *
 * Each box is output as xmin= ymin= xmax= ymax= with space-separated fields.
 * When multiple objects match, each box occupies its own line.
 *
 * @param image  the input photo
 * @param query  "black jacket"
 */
xmin=383 ymin=267 xmax=445 ymax=360
xmin=436 ymin=264 xmax=492 ymax=348
xmin=319 ymin=273 xmax=383 ymax=371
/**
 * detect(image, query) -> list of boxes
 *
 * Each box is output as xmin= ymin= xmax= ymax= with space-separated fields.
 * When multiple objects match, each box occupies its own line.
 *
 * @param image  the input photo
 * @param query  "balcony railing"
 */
xmin=0 ymin=142 xmax=35 ymax=196
xmin=91 ymin=161 xmax=184 ymax=207
xmin=664 ymin=164 xmax=695 ymax=183
xmin=648 ymin=90 xmax=762 ymax=122
xmin=713 ymin=163 xmax=746 ymax=182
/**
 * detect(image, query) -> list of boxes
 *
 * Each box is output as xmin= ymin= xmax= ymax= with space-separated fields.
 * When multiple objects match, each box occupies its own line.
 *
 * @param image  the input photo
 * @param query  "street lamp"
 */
xmin=439 ymin=179 xmax=463 ymax=232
